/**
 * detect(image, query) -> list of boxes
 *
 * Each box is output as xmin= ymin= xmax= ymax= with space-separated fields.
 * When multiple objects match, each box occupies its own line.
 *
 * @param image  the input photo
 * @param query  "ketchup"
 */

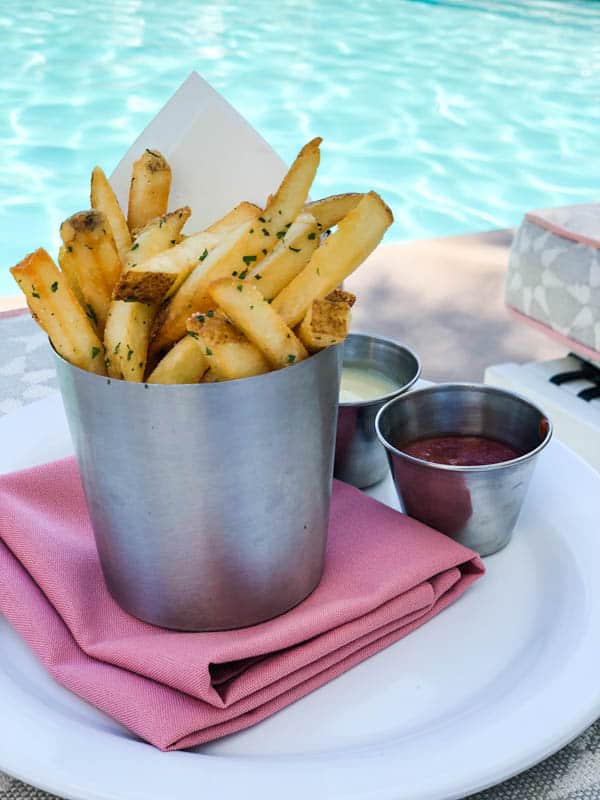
xmin=400 ymin=435 xmax=520 ymax=467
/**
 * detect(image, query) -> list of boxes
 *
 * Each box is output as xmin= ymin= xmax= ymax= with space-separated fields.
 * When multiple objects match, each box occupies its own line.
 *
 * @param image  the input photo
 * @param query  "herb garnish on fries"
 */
xmin=10 ymin=139 xmax=393 ymax=383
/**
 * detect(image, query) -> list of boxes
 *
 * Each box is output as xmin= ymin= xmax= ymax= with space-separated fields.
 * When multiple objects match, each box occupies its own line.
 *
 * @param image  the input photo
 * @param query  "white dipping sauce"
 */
xmin=339 ymin=365 xmax=401 ymax=403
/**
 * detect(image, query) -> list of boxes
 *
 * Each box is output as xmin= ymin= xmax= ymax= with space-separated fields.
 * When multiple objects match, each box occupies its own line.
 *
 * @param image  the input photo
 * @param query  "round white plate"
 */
xmin=1 ymin=393 xmax=600 ymax=800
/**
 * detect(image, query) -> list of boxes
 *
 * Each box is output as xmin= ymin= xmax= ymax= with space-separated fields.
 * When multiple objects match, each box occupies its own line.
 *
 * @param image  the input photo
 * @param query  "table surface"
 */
xmin=1 ymin=309 xmax=599 ymax=800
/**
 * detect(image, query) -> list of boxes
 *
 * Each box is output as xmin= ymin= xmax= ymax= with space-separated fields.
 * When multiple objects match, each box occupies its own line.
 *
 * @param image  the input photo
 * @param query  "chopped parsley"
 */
xmin=206 ymin=310 xmax=214 ymax=317
xmin=307 ymin=232 xmax=316 ymax=240
xmin=187 ymin=330 xmax=200 ymax=339
xmin=114 ymin=342 xmax=121 ymax=354
xmin=127 ymin=346 xmax=134 ymax=361
xmin=50 ymin=281 xmax=58 ymax=292
xmin=131 ymin=242 xmax=139 ymax=250
xmin=258 ymin=216 xmax=266 ymax=223
xmin=86 ymin=304 xmax=97 ymax=324
xmin=262 ymin=248 xmax=267 ymax=255
xmin=205 ymin=347 xmax=213 ymax=355
xmin=67 ymin=245 xmax=73 ymax=252
xmin=289 ymin=246 xmax=301 ymax=253
xmin=199 ymin=248 xmax=208 ymax=261
xmin=242 ymin=255 xmax=257 ymax=266
xmin=195 ymin=314 xmax=205 ymax=323
xmin=170 ymin=239 xmax=176 ymax=245
xmin=276 ymin=230 xmax=286 ymax=239
xmin=255 ymin=273 xmax=262 ymax=280
xmin=91 ymin=346 xmax=101 ymax=359
xmin=287 ymin=354 xmax=296 ymax=364
xmin=232 ymin=270 xmax=238 ymax=276
xmin=236 ymin=284 xmax=243 ymax=292
xmin=238 ymin=269 xmax=248 ymax=280
xmin=262 ymin=228 xmax=269 ymax=236
xmin=31 ymin=285 xmax=40 ymax=299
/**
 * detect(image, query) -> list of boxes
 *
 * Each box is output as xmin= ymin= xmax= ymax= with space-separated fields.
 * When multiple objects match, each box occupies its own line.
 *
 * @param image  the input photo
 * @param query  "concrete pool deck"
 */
xmin=1 ymin=229 xmax=565 ymax=382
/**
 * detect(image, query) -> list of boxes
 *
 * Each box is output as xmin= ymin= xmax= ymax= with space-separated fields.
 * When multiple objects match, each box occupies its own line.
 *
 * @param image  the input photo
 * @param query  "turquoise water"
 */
xmin=1 ymin=0 xmax=599 ymax=296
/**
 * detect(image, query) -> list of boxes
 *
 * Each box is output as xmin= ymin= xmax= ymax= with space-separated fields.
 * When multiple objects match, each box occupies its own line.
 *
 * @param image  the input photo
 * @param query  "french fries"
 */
xmin=246 ymin=213 xmax=319 ymax=299
xmin=147 ymin=335 xmax=208 ymax=384
xmin=304 ymin=193 xmax=362 ymax=231
xmin=114 ymin=202 xmax=259 ymax=305
xmin=298 ymin=290 xmax=355 ymax=352
xmin=149 ymin=138 xmax=322 ymax=357
xmin=59 ymin=210 xmax=122 ymax=334
xmin=272 ymin=191 xmax=392 ymax=328
xmin=127 ymin=149 xmax=172 ymax=232
xmin=10 ymin=249 xmax=105 ymax=375
xmin=10 ymin=137 xmax=395 ymax=385
xmin=186 ymin=312 xmax=270 ymax=381
xmin=91 ymin=166 xmax=132 ymax=265
xmin=209 ymin=278 xmax=307 ymax=369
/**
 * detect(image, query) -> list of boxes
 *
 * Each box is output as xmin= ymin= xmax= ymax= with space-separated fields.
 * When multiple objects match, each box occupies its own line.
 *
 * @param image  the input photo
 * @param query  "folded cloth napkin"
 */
xmin=0 ymin=457 xmax=484 ymax=751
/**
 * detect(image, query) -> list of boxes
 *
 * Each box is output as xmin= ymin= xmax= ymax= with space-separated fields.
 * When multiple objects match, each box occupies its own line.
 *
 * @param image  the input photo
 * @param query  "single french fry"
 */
xmin=10 ymin=248 xmax=105 ymax=375
xmin=57 ymin=244 xmax=85 ymax=305
xmin=146 ymin=335 xmax=208 ymax=384
xmin=113 ymin=207 xmax=191 ymax=302
xmin=150 ymin=139 xmax=321 ymax=356
xmin=90 ymin=166 xmax=132 ymax=265
xmin=186 ymin=312 xmax=270 ymax=381
xmin=246 ymin=213 xmax=319 ymax=299
xmin=104 ymin=300 xmax=155 ymax=381
xmin=127 ymin=149 xmax=172 ymax=233
xmin=304 ymin=193 xmax=362 ymax=230
xmin=208 ymin=278 xmax=307 ymax=369
xmin=115 ymin=202 xmax=261 ymax=305
xmin=59 ymin=210 xmax=122 ymax=334
xmin=272 ymin=191 xmax=393 ymax=328
xmin=297 ymin=290 xmax=355 ymax=352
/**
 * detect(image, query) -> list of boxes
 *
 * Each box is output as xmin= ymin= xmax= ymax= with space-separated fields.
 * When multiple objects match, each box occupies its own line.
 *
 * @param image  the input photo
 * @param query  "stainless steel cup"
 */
xmin=375 ymin=383 xmax=553 ymax=556
xmin=334 ymin=333 xmax=421 ymax=488
xmin=53 ymin=345 xmax=342 ymax=631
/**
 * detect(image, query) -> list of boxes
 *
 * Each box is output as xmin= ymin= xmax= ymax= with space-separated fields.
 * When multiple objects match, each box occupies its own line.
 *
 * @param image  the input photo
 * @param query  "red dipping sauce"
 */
xmin=400 ymin=435 xmax=521 ymax=467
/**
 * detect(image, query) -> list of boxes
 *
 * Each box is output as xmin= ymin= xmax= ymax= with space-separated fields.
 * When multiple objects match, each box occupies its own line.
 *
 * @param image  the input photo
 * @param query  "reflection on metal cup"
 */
xmin=376 ymin=383 xmax=553 ymax=556
xmin=53 ymin=345 xmax=342 ymax=631
xmin=334 ymin=333 xmax=421 ymax=488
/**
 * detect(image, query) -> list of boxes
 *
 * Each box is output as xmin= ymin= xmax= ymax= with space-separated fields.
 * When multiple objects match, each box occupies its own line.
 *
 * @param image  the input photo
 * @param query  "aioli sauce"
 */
xmin=339 ymin=365 xmax=401 ymax=403
xmin=400 ymin=435 xmax=520 ymax=466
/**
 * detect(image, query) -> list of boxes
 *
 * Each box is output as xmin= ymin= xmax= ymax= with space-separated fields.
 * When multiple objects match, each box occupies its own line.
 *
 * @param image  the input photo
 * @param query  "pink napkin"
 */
xmin=0 ymin=457 xmax=483 ymax=751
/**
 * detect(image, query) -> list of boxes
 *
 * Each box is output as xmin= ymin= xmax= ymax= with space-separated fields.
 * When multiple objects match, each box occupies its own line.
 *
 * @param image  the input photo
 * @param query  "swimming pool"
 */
xmin=1 ymin=0 xmax=599 ymax=296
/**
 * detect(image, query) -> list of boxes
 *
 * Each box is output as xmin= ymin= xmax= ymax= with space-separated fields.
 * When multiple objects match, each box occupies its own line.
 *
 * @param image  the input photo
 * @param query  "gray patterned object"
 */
xmin=506 ymin=204 xmax=600 ymax=363
xmin=0 ymin=311 xmax=599 ymax=799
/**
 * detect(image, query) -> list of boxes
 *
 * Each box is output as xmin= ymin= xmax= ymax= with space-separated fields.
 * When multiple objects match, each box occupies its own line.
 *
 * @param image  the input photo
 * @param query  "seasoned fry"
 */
xmin=59 ymin=210 xmax=122 ymax=334
xmin=209 ymin=278 xmax=307 ymax=369
xmin=297 ymin=290 xmax=355 ymax=352
xmin=272 ymin=191 xmax=393 ymax=328
xmin=127 ymin=149 xmax=172 ymax=233
xmin=57 ymin=245 xmax=85 ymax=305
xmin=187 ymin=311 xmax=270 ymax=381
xmin=90 ymin=166 xmax=132 ymax=265
xmin=104 ymin=300 xmax=155 ymax=381
xmin=113 ymin=206 xmax=191 ymax=302
xmin=246 ymin=213 xmax=319 ymax=299
xmin=151 ymin=139 xmax=321 ymax=356
xmin=304 ymin=193 xmax=362 ymax=230
xmin=147 ymin=335 xmax=208 ymax=384
xmin=10 ymin=248 xmax=105 ymax=375
xmin=115 ymin=202 xmax=260 ymax=305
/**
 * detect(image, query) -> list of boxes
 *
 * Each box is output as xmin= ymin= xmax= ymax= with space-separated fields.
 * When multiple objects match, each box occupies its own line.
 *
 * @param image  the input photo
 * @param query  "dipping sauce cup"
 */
xmin=375 ymin=383 xmax=553 ymax=556
xmin=334 ymin=333 xmax=421 ymax=488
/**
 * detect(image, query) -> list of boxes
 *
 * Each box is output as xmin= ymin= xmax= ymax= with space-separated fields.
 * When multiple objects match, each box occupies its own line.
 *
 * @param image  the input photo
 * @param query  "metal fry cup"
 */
xmin=53 ymin=345 xmax=342 ymax=631
xmin=375 ymin=384 xmax=553 ymax=556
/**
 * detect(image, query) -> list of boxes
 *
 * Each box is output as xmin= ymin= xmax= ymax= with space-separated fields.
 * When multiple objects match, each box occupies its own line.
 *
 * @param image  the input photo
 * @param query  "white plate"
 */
xmin=1 ymin=393 xmax=600 ymax=800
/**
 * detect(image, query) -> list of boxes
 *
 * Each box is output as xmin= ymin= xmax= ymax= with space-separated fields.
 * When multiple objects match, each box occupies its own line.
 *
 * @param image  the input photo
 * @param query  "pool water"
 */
xmin=1 ymin=0 xmax=599 ymax=296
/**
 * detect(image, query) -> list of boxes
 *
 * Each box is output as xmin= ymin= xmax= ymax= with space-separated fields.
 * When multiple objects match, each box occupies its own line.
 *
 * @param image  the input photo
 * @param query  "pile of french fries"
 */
xmin=10 ymin=138 xmax=393 ymax=384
